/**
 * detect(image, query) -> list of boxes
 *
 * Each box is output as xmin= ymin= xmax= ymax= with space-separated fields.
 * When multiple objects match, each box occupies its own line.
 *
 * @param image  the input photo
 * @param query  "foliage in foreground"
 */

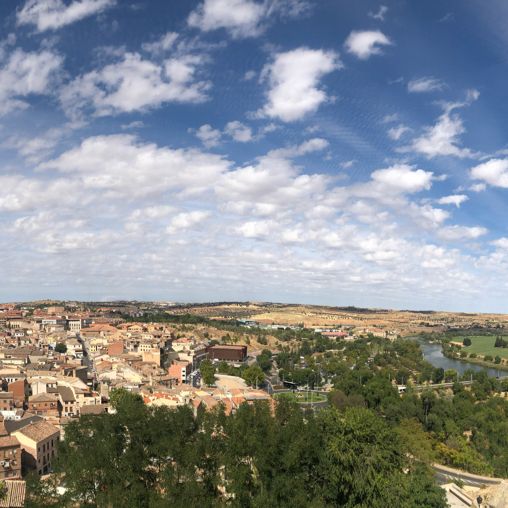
xmin=27 ymin=391 xmax=446 ymax=508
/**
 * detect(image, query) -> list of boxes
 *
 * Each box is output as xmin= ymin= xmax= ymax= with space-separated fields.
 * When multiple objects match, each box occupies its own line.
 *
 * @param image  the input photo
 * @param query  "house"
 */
xmin=168 ymin=360 xmax=192 ymax=385
xmin=0 ymin=435 xmax=21 ymax=480
xmin=56 ymin=386 xmax=77 ymax=417
xmin=12 ymin=420 xmax=59 ymax=475
xmin=0 ymin=393 xmax=14 ymax=412
xmin=28 ymin=393 xmax=59 ymax=417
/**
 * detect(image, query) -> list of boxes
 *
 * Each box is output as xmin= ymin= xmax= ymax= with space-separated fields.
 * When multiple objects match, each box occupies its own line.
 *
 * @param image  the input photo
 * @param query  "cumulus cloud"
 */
xmin=167 ymin=211 xmax=210 ymax=233
xmin=370 ymin=164 xmax=433 ymax=193
xmin=407 ymin=77 xmax=446 ymax=93
xmin=438 ymin=225 xmax=487 ymax=241
xmin=401 ymin=92 xmax=479 ymax=159
xmin=194 ymin=124 xmax=222 ymax=147
xmin=470 ymin=159 xmax=508 ymax=188
xmin=60 ymin=51 xmax=209 ymax=118
xmin=17 ymin=0 xmax=115 ymax=32
xmin=437 ymin=194 xmax=469 ymax=207
xmin=225 ymin=121 xmax=253 ymax=142
xmin=344 ymin=30 xmax=392 ymax=60
xmin=260 ymin=47 xmax=341 ymax=122
xmin=188 ymin=0 xmax=310 ymax=38
xmin=39 ymin=134 xmax=230 ymax=198
xmin=0 ymin=48 xmax=63 ymax=116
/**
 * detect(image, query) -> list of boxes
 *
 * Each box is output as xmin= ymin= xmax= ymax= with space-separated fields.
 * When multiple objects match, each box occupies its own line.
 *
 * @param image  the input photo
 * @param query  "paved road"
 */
xmin=433 ymin=463 xmax=504 ymax=487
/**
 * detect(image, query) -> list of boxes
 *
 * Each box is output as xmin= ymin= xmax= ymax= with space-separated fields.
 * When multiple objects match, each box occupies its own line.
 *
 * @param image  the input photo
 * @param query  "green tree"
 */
xmin=462 ymin=338 xmax=472 ymax=347
xmin=242 ymin=365 xmax=264 ymax=387
xmin=54 ymin=343 xmax=67 ymax=354
xmin=200 ymin=360 xmax=216 ymax=386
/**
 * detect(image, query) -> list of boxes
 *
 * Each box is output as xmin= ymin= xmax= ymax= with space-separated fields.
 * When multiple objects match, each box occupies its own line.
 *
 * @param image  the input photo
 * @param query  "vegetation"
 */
xmin=26 ymin=390 xmax=446 ymax=508
xmin=54 ymin=343 xmax=67 ymax=354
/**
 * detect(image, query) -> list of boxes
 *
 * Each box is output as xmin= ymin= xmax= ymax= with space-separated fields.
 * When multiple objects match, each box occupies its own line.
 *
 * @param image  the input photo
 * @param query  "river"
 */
xmin=416 ymin=339 xmax=501 ymax=378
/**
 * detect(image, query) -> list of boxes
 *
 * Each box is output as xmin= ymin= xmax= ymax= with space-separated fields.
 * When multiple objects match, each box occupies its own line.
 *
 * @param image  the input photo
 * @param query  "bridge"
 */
xmin=400 ymin=375 xmax=508 ymax=392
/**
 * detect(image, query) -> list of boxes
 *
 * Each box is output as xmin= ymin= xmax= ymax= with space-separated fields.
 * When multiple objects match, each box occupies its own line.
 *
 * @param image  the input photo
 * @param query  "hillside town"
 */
xmin=0 ymin=301 xmax=284 ymax=504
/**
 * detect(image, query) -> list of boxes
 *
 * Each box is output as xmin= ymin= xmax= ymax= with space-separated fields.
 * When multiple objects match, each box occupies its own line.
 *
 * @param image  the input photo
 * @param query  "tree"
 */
xmin=54 ymin=343 xmax=67 ymax=354
xmin=432 ymin=367 xmax=445 ymax=384
xmin=200 ymin=360 xmax=216 ymax=386
xmin=463 ymin=338 xmax=472 ymax=347
xmin=242 ymin=365 xmax=264 ymax=387
xmin=495 ymin=356 xmax=502 ymax=364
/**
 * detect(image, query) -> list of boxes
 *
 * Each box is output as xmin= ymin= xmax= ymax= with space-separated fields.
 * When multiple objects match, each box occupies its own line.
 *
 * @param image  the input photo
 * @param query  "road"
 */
xmin=433 ymin=463 xmax=504 ymax=487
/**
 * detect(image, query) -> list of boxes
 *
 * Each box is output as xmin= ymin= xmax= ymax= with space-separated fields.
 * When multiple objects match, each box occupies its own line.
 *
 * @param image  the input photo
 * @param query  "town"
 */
xmin=1 ymin=301 xmax=508 ymax=506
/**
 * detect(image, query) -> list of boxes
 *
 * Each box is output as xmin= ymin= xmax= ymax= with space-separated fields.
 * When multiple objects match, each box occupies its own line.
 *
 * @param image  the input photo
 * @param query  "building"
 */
xmin=207 ymin=345 xmax=248 ymax=363
xmin=28 ymin=393 xmax=59 ymax=417
xmin=0 ymin=393 xmax=14 ymax=412
xmin=0 ymin=436 xmax=21 ymax=480
xmin=168 ymin=360 xmax=192 ymax=385
xmin=56 ymin=386 xmax=77 ymax=417
xmin=12 ymin=420 xmax=59 ymax=475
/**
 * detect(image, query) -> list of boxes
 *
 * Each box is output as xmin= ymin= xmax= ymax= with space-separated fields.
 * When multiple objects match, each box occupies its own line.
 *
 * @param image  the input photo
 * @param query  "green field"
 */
xmin=461 ymin=336 xmax=508 ymax=359
xmin=273 ymin=391 xmax=328 ymax=403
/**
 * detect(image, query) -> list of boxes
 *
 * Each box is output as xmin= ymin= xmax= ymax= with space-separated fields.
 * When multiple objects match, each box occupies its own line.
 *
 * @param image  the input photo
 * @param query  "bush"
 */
xmin=55 ymin=342 xmax=67 ymax=354
xmin=463 ymin=338 xmax=472 ymax=347
xmin=469 ymin=353 xmax=477 ymax=359
xmin=484 ymin=355 xmax=493 ymax=362
xmin=495 ymin=356 xmax=502 ymax=364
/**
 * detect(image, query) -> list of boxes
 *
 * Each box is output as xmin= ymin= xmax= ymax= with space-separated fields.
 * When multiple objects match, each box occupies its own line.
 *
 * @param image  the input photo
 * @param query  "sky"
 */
xmin=1 ymin=0 xmax=508 ymax=311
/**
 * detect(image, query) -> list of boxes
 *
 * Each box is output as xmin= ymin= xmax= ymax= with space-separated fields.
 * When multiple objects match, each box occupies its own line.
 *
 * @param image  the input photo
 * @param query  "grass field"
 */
xmin=273 ymin=392 xmax=328 ymax=403
xmin=461 ymin=336 xmax=508 ymax=359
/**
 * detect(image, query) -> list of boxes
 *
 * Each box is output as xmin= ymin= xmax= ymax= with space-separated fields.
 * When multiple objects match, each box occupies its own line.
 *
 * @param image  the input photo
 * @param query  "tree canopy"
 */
xmin=26 ymin=390 xmax=446 ymax=508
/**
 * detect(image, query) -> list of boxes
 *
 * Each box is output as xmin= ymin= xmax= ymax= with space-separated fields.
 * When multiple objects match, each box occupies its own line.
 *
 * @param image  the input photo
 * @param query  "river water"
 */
xmin=416 ymin=339 xmax=501 ymax=378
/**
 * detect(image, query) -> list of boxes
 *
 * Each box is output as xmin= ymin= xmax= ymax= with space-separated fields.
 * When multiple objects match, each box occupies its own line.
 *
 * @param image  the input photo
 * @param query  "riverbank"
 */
xmin=411 ymin=337 xmax=502 ymax=378
xmin=442 ymin=350 xmax=508 ymax=372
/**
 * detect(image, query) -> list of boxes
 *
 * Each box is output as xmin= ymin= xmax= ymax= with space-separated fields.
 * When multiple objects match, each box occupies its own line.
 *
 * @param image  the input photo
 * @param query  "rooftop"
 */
xmin=13 ymin=420 xmax=59 ymax=443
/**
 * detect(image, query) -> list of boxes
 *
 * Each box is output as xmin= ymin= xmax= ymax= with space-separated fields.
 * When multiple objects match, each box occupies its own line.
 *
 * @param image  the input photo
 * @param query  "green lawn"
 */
xmin=273 ymin=391 xmax=327 ymax=403
xmin=461 ymin=336 xmax=508 ymax=359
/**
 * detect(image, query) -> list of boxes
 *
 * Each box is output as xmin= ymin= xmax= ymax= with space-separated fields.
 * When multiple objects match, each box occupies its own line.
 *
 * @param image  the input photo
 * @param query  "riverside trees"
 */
xmin=27 ymin=390 xmax=446 ymax=508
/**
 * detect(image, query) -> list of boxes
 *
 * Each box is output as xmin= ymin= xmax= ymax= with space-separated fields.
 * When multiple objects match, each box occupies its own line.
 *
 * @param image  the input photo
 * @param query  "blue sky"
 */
xmin=1 ymin=0 xmax=508 ymax=311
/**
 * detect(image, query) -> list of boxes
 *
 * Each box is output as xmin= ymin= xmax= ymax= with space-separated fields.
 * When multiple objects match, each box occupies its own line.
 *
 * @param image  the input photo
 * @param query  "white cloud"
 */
xmin=141 ymin=32 xmax=179 ymax=54
xmin=61 ymin=51 xmax=209 ymax=118
xmin=437 ymin=194 xmax=469 ymax=207
xmin=17 ymin=0 xmax=115 ymax=32
xmin=167 ymin=211 xmax=210 ymax=233
xmin=188 ymin=0 xmax=310 ymax=38
xmin=492 ymin=238 xmax=508 ymax=250
xmin=387 ymin=124 xmax=410 ymax=140
xmin=344 ymin=30 xmax=392 ymax=60
xmin=370 ymin=164 xmax=433 ymax=193
xmin=438 ymin=225 xmax=487 ymax=241
xmin=225 ymin=121 xmax=253 ymax=142
xmin=470 ymin=159 xmax=508 ymax=188
xmin=260 ymin=47 xmax=340 ymax=122
xmin=402 ymin=97 xmax=478 ymax=158
xmin=407 ymin=77 xmax=446 ymax=93
xmin=469 ymin=182 xmax=486 ymax=192
xmin=0 ymin=48 xmax=63 ymax=116
xmin=39 ymin=134 xmax=230 ymax=198
xmin=340 ymin=159 xmax=356 ymax=169
xmin=368 ymin=5 xmax=388 ymax=21
xmin=194 ymin=124 xmax=222 ymax=147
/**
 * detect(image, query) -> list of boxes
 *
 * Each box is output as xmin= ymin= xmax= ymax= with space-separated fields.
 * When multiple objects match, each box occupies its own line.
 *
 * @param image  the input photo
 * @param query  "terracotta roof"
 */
xmin=29 ymin=393 xmax=59 ymax=403
xmin=0 ymin=480 xmax=25 ymax=508
xmin=57 ymin=386 xmax=75 ymax=403
xmin=13 ymin=420 xmax=59 ymax=443
xmin=0 ymin=436 xmax=19 ymax=449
